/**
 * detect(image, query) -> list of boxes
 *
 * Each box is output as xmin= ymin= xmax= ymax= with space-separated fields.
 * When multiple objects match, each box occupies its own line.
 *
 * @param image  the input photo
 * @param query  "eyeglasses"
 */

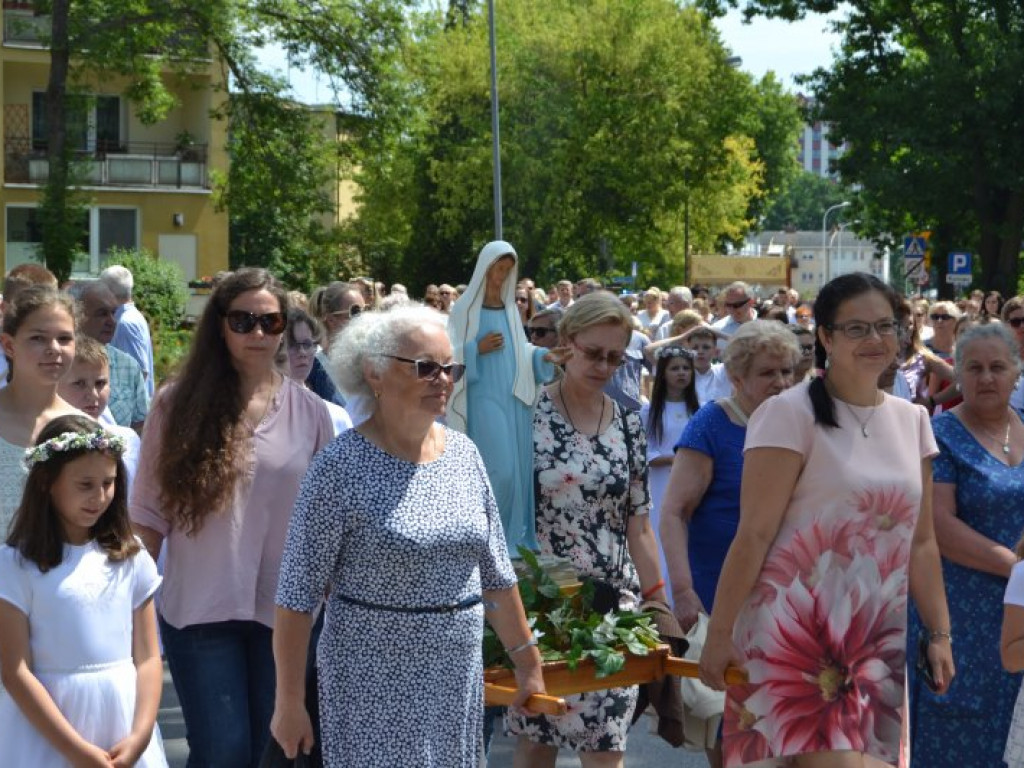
xmin=570 ymin=340 xmax=625 ymax=368
xmin=528 ymin=326 xmax=554 ymax=339
xmin=725 ymin=298 xmax=750 ymax=309
xmin=1008 ymin=317 xmax=1024 ymax=329
xmin=929 ymin=313 xmax=953 ymax=322
xmin=381 ymin=355 xmax=466 ymax=383
xmin=224 ymin=310 xmax=287 ymax=335
xmin=515 ymin=296 xmax=529 ymax=304
xmin=827 ymin=320 xmax=898 ymax=339
xmin=288 ymin=340 xmax=317 ymax=353
xmin=330 ymin=305 xmax=363 ymax=320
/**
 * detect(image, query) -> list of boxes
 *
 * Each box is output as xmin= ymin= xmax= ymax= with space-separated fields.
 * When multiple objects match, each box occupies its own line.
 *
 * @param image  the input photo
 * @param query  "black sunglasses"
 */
xmin=1009 ymin=317 xmax=1024 ymax=328
xmin=528 ymin=326 xmax=554 ymax=339
xmin=382 ymin=355 xmax=466 ymax=382
xmin=725 ymin=298 xmax=750 ymax=309
xmin=929 ymin=313 xmax=953 ymax=322
xmin=225 ymin=310 xmax=287 ymax=335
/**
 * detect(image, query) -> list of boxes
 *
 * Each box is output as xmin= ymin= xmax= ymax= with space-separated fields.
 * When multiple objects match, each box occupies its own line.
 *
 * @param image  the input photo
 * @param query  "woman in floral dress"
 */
xmin=699 ymin=273 xmax=955 ymax=768
xmin=508 ymin=292 xmax=669 ymax=768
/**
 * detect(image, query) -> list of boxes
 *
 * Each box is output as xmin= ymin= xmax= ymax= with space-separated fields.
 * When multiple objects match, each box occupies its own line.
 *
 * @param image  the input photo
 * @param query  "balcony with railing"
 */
xmin=4 ymin=137 xmax=210 ymax=189
xmin=3 ymin=4 xmax=49 ymax=45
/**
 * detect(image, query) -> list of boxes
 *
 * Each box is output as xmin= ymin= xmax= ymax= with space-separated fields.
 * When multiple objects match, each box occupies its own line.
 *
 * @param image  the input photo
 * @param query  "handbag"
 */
xmin=582 ymin=404 xmax=635 ymax=614
xmin=259 ymin=739 xmax=313 ymax=768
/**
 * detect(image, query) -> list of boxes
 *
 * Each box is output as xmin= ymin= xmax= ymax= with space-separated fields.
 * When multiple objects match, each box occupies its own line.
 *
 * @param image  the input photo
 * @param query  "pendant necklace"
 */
xmin=560 ymin=381 xmax=605 ymax=436
xmin=841 ymin=398 xmax=880 ymax=438
xmin=973 ymin=411 xmax=1013 ymax=456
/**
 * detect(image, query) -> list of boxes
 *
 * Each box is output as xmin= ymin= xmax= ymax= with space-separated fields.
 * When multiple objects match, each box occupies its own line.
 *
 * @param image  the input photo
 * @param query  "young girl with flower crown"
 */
xmin=640 ymin=346 xmax=700 ymax=599
xmin=0 ymin=414 xmax=166 ymax=767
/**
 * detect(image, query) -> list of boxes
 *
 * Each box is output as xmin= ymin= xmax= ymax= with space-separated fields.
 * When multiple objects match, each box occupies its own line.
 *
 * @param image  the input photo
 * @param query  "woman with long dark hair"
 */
xmin=699 ymin=273 xmax=953 ymax=768
xmin=131 ymin=268 xmax=333 ymax=767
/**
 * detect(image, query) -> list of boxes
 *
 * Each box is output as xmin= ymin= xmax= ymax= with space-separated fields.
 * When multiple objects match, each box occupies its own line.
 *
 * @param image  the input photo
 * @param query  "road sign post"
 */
xmin=946 ymin=251 xmax=972 ymax=288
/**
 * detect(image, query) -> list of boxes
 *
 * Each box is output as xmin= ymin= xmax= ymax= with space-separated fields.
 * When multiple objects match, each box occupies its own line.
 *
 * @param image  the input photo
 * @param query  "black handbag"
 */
xmin=259 ymin=740 xmax=312 ymax=768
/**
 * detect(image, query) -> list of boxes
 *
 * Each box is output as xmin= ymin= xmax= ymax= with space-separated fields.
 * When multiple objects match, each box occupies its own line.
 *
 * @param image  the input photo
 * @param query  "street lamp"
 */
xmin=487 ymin=0 xmax=502 ymax=239
xmin=821 ymin=201 xmax=850 ymax=284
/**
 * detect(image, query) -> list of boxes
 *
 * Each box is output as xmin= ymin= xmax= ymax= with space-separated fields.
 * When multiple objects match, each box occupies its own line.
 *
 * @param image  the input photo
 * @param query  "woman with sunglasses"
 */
xmin=270 ymin=303 xmax=545 ymax=767
xmin=509 ymin=292 xmax=668 ymax=768
xmin=448 ymin=241 xmax=555 ymax=556
xmin=925 ymin=300 xmax=963 ymax=413
xmin=526 ymin=308 xmax=562 ymax=350
xmin=131 ymin=268 xmax=334 ymax=766
xmin=515 ymin=285 xmax=535 ymax=328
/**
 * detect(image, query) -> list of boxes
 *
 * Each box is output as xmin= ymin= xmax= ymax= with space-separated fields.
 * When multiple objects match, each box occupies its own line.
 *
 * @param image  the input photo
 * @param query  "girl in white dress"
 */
xmin=0 ymin=414 xmax=166 ymax=768
xmin=641 ymin=346 xmax=700 ymax=602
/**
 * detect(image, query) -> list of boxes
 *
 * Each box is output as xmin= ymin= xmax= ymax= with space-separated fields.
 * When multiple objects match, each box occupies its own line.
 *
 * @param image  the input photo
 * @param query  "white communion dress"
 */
xmin=0 ymin=540 xmax=167 ymax=767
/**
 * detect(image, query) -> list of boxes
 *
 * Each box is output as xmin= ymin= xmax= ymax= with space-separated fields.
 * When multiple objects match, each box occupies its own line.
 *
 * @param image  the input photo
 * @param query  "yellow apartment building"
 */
xmin=1 ymin=2 xmax=229 ymax=280
xmin=308 ymin=104 xmax=360 ymax=231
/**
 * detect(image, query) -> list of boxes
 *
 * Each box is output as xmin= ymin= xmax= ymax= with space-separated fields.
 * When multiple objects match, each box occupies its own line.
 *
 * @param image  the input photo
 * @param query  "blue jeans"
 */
xmin=160 ymin=617 xmax=276 ymax=768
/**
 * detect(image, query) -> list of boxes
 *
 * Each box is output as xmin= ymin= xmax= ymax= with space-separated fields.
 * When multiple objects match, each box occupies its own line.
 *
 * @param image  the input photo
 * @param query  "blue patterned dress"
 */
xmin=908 ymin=411 xmax=1024 ymax=767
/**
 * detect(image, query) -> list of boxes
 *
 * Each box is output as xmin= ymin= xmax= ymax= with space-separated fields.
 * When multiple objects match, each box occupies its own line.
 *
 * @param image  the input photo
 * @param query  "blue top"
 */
xmin=464 ymin=307 xmax=552 ymax=555
xmin=908 ymin=410 xmax=1024 ymax=767
xmin=674 ymin=401 xmax=746 ymax=610
xmin=306 ymin=356 xmax=346 ymax=407
xmin=111 ymin=303 xmax=155 ymax=398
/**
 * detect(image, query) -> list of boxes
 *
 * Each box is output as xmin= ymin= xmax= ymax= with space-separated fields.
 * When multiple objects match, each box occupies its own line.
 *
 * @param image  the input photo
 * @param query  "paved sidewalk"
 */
xmin=160 ymin=664 xmax=707 ymax=767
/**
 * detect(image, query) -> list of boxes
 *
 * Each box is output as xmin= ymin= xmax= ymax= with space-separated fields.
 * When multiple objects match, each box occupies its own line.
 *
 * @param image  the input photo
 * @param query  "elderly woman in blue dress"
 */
xmin=908 ymin=322 xmax=1024 ymax=767
xmin=448 ymin=241 xmax=555 ymax=554
xmin=270 ymin=304 xmax=545 ymax=767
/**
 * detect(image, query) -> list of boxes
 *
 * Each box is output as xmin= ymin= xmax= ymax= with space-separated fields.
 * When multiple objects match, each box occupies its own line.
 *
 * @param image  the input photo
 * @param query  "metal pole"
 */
xmin=821 ymin=201 xmax=850 ymax=286
xmin=487 ymin=0 xmax=503 ymax=239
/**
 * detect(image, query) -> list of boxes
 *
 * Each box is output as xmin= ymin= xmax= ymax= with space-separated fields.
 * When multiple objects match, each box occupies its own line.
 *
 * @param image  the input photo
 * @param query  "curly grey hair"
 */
xmin=329 ymin=303 xmax=448 ymax=401
xmin=721 ymin=319 xmax=801 ymax=380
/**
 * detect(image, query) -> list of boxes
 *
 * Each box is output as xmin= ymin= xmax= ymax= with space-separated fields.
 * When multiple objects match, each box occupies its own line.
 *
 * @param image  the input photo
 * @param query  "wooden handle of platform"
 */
xmin=484 ymin=682 xmax=569 ymax=716
xmin=664 ymin=657 xmax=748 ymax=686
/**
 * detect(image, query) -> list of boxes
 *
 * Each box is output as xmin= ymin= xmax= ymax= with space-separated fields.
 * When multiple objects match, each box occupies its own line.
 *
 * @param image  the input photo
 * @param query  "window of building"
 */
xmin=5 ymin=205 xmax=137 ymax=274
xmin=32 ymin=92 xmax=122 ymax=152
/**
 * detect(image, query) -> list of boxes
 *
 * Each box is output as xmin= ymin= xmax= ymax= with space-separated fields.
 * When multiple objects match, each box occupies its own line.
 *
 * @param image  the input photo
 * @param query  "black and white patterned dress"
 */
xmin=505 ymin=391 xmax=650 ymax=752
xmin=276 ymin=427 xmax=517 ymax=767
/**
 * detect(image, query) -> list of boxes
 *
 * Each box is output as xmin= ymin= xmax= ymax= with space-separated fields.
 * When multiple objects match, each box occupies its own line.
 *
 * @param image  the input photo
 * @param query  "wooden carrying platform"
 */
xmin=484 ymin=645 xmax=748 ymax=716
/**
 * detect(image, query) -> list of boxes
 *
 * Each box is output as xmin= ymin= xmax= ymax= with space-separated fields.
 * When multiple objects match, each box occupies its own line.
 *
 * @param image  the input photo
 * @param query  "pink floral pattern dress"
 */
xmin=724 ymin=381 xmax=937 ymax=768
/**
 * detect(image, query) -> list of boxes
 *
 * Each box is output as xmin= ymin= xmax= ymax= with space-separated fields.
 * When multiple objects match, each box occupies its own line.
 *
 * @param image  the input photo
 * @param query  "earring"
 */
xmin=373 ymin=390 xmax=381 ymax=400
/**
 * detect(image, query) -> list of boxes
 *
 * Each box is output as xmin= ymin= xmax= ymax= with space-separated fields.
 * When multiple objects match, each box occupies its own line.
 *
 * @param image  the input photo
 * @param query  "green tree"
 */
xmin=761 ymin=171 xmax=850 ymax=231
xmin=699 ymin=0 xmax=1024 ymax=296
xmin=30 ymin=0 xmax=412 ymax=282
xmin=357 ymin=0 xmax=799 ymax=290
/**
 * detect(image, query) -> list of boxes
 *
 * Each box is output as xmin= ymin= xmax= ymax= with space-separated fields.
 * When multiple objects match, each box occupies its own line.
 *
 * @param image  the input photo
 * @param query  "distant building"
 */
xmin=796 ymin=95 xmax=848 ymax=179
xmin=746 ymin=230 xmax=889 ymax=297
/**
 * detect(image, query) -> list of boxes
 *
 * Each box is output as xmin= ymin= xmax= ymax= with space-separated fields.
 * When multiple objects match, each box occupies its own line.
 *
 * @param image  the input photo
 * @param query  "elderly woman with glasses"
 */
xmin=131 ymin=268 xmax=335 ymax=765
xmin=270 ymin=304 xmax=545 ymax=767
xmin=907 ymin=322 xmax=1024 ymax=768
xmin=447 ymin=241 xmax=555 ymax=556
xmin=508 ymin=292 xmax=668 ymax=768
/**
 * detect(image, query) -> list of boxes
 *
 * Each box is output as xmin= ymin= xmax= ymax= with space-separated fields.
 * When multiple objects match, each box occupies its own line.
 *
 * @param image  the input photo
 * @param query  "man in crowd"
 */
xmin=76 ymin=281 xmax=149 ymax=432
xmin=548 ymin=279 xmax=574 ymax=310
xmin=100 ymin=265 xmax=155 ymax=398
xmin=438 ymin=284 xmax=457 ymax=313
xmin=712 ymin=280 xmax=757 ymax=348
xmin=656 ymin=286 xmax=693 ymax=339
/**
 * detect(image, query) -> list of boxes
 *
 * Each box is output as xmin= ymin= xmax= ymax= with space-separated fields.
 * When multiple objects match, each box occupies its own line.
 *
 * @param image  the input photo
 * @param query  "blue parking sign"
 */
xmin=948 ymin=252 xmax=972 ymax=276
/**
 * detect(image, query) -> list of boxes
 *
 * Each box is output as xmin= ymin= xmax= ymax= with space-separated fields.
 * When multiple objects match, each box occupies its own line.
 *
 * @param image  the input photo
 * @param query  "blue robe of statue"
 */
xmin=463 ymin=307 xmax=553 ymax=554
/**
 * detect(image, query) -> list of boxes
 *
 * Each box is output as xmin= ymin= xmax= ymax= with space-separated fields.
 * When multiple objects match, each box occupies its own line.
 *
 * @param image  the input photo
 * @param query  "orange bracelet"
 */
xmin=642 ymin=580 xmax=665 ymax=600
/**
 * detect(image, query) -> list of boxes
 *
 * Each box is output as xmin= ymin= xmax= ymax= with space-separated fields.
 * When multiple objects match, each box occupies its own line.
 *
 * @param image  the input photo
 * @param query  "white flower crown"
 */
xmin=23 ymin=428 xmax=127 ymax=470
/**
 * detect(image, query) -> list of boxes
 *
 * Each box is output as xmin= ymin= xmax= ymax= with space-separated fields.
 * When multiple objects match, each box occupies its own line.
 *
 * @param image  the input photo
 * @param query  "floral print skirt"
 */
xmin=505 ymin=685 xmax=638 ymax=752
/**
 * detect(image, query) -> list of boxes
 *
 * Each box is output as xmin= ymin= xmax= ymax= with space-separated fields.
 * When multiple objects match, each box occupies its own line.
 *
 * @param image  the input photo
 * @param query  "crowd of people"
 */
xmin=1 ymin=251 xmax=1024 ymax=768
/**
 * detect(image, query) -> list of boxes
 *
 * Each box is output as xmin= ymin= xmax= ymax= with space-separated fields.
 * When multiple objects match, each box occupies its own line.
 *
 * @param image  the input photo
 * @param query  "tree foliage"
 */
xmin=31 ymin=0 xmax=412 ymax=283
xmin=698 ymin=0 xmax=1024 ymax=296
xmin=345 ymin=0 xmax=801 ymax=290
xmin=761 ymin=171 xmax=850 ymax=231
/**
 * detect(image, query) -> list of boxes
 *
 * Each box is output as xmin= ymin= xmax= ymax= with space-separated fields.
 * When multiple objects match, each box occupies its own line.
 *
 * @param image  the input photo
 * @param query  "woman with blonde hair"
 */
xmin=509 ymin=292 xmax=668 ymax=767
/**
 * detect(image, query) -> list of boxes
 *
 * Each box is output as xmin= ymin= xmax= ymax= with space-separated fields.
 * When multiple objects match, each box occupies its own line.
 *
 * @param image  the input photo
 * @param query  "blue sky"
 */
xmin=255 ymin=8 xmax=841 ymax=104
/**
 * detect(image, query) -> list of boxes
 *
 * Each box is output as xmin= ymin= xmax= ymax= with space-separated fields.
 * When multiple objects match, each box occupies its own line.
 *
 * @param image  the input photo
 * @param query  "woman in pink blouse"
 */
xmin=131 ymin=268 xmax=332 ymax=767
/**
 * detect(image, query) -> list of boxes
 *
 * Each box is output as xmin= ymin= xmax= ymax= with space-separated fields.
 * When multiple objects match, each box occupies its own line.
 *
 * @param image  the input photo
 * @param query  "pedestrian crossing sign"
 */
xmin=904 ymin=236 xmax=927 ymax=258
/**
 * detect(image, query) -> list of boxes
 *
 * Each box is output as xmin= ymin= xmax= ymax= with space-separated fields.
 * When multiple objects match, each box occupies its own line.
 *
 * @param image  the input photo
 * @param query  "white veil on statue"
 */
xmin=447 ymin=241 xmax=538 ymax=432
